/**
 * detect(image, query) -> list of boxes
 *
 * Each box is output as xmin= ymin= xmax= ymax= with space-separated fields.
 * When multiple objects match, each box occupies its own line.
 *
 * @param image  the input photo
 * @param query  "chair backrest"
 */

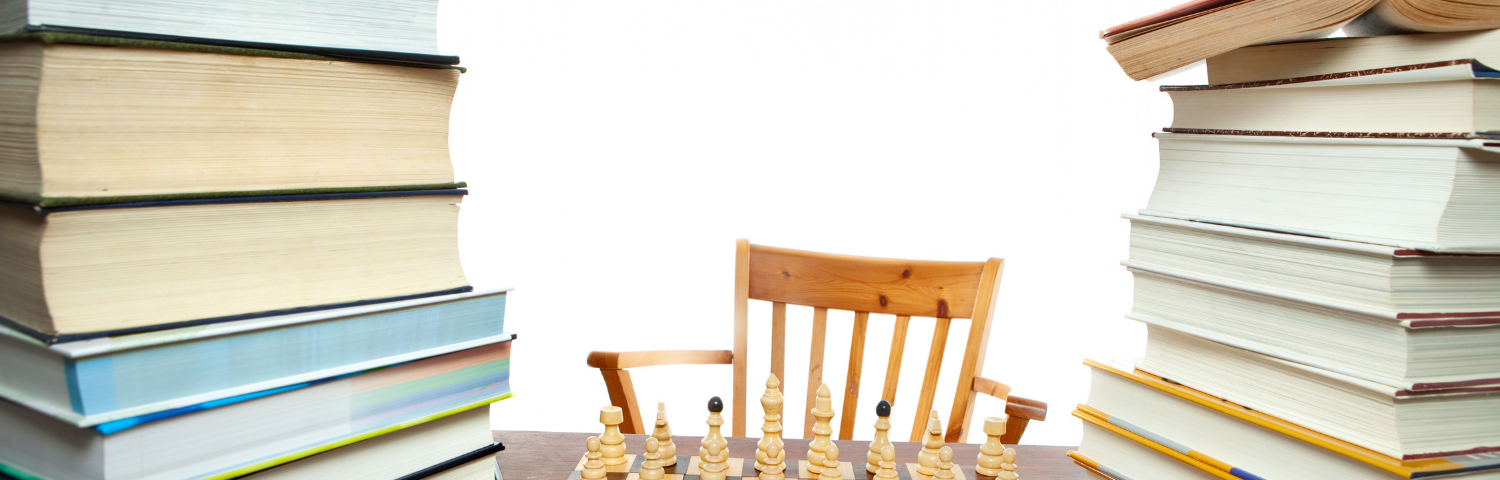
xmin=730 ymin=240 xmax=1004 ymax=444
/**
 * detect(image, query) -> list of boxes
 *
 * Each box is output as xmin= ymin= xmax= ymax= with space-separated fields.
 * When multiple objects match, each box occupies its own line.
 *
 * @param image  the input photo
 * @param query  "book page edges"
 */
xmin=1072 ymin=407 xmax=1243 ymax=480
xmin=1137 ymin=208 xmax=1500 ymax=254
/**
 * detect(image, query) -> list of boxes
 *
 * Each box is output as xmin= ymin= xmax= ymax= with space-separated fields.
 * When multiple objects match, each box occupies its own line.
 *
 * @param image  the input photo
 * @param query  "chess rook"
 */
xmin=653 ymin=402 xmax=677 ymax=467
xmin=806 ymin=383 xmax=836 ymax=475
xmin=976 ymin=416 xmax=1007 ymax=476
xmin=598 ymin=406 xmax=627 ymax=466
xmin=867 ymin=399 xmax=893 ymax=473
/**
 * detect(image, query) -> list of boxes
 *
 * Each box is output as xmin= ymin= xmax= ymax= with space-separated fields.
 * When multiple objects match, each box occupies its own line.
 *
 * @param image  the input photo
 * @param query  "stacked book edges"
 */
xmin=1069 ymin=359 xmax=1500 ymax=480
xmin=0 ymin=290 xmax=512 ymax=480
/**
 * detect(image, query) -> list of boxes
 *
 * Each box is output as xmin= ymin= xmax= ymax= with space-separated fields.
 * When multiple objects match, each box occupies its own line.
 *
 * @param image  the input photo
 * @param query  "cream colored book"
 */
xmin=0 ymin=190 xmax=469 ymax=342
xmin=0 ymin=42 xmax=462 ymax=207
xmin=1208 ymin=29 xmax=1500 ymax=85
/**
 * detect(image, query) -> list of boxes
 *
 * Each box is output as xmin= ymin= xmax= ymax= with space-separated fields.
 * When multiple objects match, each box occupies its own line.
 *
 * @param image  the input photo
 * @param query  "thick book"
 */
xmin=1126 ymin=214 xmax=1500 ymax=315
xmin=1144 ymin=132 xmax=1500 ymax=253
xmin=0 ymin=190 xmax=470 ymax=342
xmin=1162 ymin=59 xmax=1500 ymax=136
xmin=1141 ymin=326 xmax=1500 ymax=459
xmin=0 ymin=0 xmax=456 ymax=65
xmin=1098 ymin=0 xmax=1500 ymax=81
xmin=0 ymin=42 xmax=463 ymax=208
xmin=244 ymin=406 xmax=502 ymax=480
xmin=0 ymin=289 xmax=508 ymax=426
xmin=0 ymin=340 xmax=512 ymax=480
xmin=1208 ymin=30 xmax=1500 ymax=85
xmin=1129 ymin=266 xmax=1500 ymax=385
xmin=1076 ymin=357 xmax=1500 ymax=477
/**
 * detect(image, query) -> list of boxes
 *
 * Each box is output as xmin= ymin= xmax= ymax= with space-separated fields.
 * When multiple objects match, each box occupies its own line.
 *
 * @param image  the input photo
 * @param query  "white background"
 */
xmin=436 ymin=0 xmax=1206 ymax=447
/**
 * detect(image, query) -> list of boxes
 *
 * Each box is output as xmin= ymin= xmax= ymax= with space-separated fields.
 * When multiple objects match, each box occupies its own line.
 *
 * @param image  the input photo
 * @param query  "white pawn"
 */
xmin=935 ymin=446 xmax=955 ymax=480
xmin=867 ymin=400 xmax=893 ymax=474
xmin=639 ymin=437 xmax=665 ymax=480
xmin=759 ymin=441 xmax=787 ymax=480
xmin=875 ymin=445 xmax=899 ymax=480
xmin=976 ymin=416 xmax=1007 ymax=477
xmin=997 ymin=447 xmax=1019 ymax=480
xmin=653 ymin=402 xmax=677 ymax=467
xmin=598 ymin=406 xmax=627 ymax=466
xmin=818 ymin=442 xmax=843 ymax=480
xmin=581 ymin=436 xmax=606 ymax=480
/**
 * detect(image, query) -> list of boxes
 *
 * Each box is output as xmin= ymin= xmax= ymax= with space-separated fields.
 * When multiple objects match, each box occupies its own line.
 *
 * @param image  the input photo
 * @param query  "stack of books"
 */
xmin=1076 ymin=7 xmax=1500 ymax=480
xmin=0 ymin=2 xmax=512 ymax=479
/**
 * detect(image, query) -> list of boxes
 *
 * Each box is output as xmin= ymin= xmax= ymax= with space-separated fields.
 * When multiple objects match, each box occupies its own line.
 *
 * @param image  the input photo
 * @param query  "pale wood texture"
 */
xmin=735 ymin=239 xmax=752 ymax=437
xmin=585 ymin=241 xmax=1046 ymax=443
xmin=909 ymin=318 xmax=951 ymax=442
xmin=880 ymin=315 xmax=911 ymax=405
xmin=839 ymin=312 xmax=870 ymax=440
xmin=746 ymin=244 xmax=986 ymax=319
xmin=489 ymin=431 xmax=1086 ymax=479
xmin=803 ymin=307 xmax=829 ymax=439
xmin=946 ymin=259 xmax=1005 ymax=443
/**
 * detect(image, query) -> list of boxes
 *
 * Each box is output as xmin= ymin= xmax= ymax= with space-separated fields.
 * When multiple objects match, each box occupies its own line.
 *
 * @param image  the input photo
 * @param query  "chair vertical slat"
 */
xmin=771 ymin=302 xmax=787 ymax=386
xmin=838 ymin=311 xmax=870 ymax=440
xmin=733 ymin=240 xmax=752 ymax=437
xmin=945 ymin=258 xmax=1005 ymax=443
xmin=909 ymin=317 xmax=952 ymax=442
xmin=802 ymin=307 xmax=829 ymax=439
xmin=880 ymin=315 xmax=911 ymax=404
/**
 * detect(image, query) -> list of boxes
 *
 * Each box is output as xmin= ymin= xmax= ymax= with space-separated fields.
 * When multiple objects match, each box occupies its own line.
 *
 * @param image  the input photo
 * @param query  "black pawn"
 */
xmin=708 ymin=396 xmax=724 ymax=412
xmin=876 ymin=399 xmax=891 ymax=417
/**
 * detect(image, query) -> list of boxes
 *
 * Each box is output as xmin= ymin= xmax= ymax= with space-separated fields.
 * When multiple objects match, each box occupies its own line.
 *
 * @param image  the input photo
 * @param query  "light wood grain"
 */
xmin=838 ymin=311 xmax=869 ymax=441
xmin=586 ymin=350 xmax=734 ymax=370
xmin=803 ymin=307 xmax=829 ymax=439
xmin=910 ymin=317 xmax=951 ymax=442
xmin=880 ymin=315 xmax=911 ymax=406
xmin=734 ymin=239 xmax=752 ymax=438
xmin=946 ymin=258 xmax=1005 ymax=443
xmin=772 ymin=302 xmax=787 ymax=387
xmin=746 ymin=244 xmax=986 ymax=318
xmin=599 ymin=368 xmax=645 ymax=435
xmin=970 ymin=376 xmax=1013 ymax=400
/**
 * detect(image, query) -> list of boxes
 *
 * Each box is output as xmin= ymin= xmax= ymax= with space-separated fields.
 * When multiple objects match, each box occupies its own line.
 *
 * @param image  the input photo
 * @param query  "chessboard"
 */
xmin=567 ymin=454 xmax=985 ymax=480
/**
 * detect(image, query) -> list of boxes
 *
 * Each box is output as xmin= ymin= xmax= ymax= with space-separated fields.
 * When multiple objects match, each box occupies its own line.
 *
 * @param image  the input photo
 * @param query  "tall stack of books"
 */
xmin=0 ymin=2 xmax=512 ymax=479
xmin=1075 ymin=5 xmax=1500 ymax=480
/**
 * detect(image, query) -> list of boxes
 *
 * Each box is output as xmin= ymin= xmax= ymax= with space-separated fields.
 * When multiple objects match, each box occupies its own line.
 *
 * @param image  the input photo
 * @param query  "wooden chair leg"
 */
xmin=1000 ymin=417 xmax=1029 ymax=445
xmin=599 ymin=368 xmax=646 ymax=434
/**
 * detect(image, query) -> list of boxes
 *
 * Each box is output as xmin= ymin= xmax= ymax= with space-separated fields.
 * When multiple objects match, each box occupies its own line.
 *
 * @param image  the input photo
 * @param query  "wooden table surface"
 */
xmin=492 ymin=431 xmax=1084 ymax=479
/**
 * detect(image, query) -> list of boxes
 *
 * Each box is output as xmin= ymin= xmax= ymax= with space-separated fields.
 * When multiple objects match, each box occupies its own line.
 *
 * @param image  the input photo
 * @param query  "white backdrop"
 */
xmin=436 ymin=0 xmax=1205 ymax=447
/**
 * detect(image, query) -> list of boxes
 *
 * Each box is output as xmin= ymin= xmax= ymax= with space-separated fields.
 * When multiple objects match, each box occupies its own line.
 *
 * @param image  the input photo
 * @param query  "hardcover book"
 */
xmin=0 ymin=190 xmax=470 ymax=342
xmin=0 ymin=289 xmax=509 ymax=426
xmin=1208 ymin=29 xmax=1500 ymax=85
xmin=0 ymin=42 xmax=463 ymax=207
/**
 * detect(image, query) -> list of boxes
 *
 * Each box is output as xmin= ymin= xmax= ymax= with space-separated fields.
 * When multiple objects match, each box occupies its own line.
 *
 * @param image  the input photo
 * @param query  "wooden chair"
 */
xmin=585 ymin=240 xmax=1047 ymax=444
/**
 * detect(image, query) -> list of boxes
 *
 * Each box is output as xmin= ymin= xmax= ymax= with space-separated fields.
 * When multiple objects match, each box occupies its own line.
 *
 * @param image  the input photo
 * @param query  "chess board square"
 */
xmin=903 ymin=463 xmax=966 ymax=480
xmin=796 ymin=460 xmax=856 ymax=478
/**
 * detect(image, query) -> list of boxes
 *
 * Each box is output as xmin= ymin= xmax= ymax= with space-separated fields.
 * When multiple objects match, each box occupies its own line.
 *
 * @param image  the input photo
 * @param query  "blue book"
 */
xmin=0 ymin=288 xmax=508 ymax=427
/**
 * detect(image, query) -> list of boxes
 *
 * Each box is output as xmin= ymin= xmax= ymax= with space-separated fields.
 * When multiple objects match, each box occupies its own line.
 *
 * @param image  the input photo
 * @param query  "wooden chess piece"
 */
xmin=875 ymin=445 xmax=899 ymax=480
xmin=935 ymin=446 xmax=955 ymax=480
xmin=581 ymin=436 xmax=607 ymax=480
xmin=806 ymin=383 xmax=835 ymax=475
xmin=915 ymin=411 xmax=944 ymax=480
xmin=639 ymin=437 xmax=665 ymax=480
xmin=653 ymin=402 xmax=677 ymax=467
xmin=976 ymin=416 xmax=1007 ymax=477
xmin=699 ymin=396 xmax=730 ymax=480
xmin=757 ymin=374 xmax=786 ymax=473
xmin=760 ymin=441 xmax=787 ymax=480
xmin=598 ymin=407 xmax=627 ymax=466
xmin=818 ymin=442 xmax=843 ymax=480
xmin=866 ymin=399 xmax=892 ymax=473
xmin=997 ymin=447 xmax=1019 ymax=480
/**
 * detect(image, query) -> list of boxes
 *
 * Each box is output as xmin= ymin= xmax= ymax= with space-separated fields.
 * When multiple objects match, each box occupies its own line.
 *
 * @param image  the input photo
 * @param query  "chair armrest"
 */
xmin=586 ymin=350 xmax=734 ymax=369
xmin=971 ymin=375 xmax=1014 ymax=399
xmin=1005 ymin=395 xmax=1048 ymax=421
